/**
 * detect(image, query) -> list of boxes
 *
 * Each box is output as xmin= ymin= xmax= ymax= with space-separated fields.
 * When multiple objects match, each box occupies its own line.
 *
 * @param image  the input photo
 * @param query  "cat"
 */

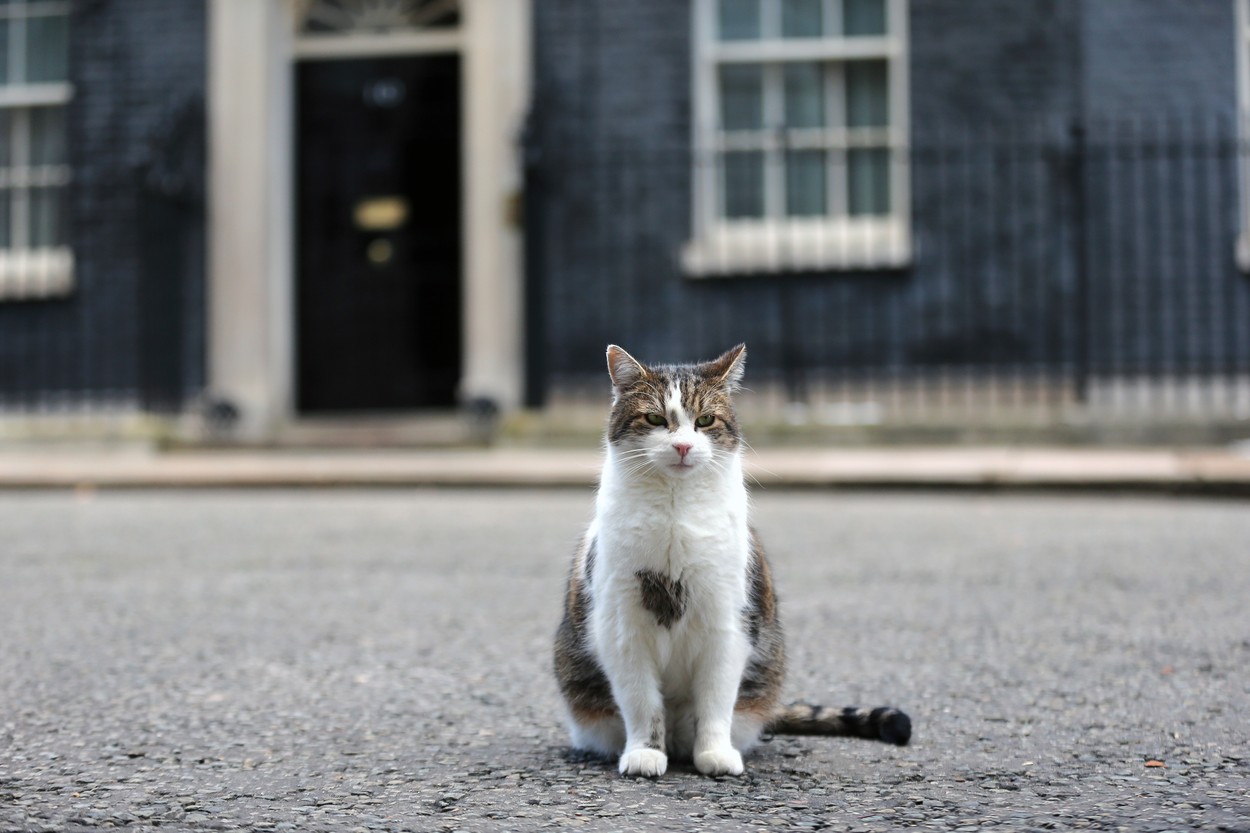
xmin=553 ymin=343 xmax=911 ymax=778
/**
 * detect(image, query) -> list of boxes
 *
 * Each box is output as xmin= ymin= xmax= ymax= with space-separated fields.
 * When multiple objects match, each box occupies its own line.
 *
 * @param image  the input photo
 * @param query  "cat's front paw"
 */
xmin=694 ymin=746 xmax=744 ymax=777
xmin=618 ymin=747 xmax=668 ymax=778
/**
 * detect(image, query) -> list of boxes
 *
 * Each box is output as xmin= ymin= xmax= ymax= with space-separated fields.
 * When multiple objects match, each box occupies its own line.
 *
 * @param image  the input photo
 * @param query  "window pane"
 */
xmin=0 ymin=20 xmax=9 ymax=86
xmin=781 ymin=0 xmax=823 ymax=38
xmin=31 ymin=186 xmax=67 ymax=247
xmin=722 ymin=151 xmax=764 ymax=218
xmin=786 ymin=150 xmax=825 ymax=216
xmin=848 ymin=147 xmax=890 ymax=215
xmin=783 ymin=63 xmax=824 ymax=128
xmin=718 ymin=0 xmax=761 ymax=41
xmin=719 ymin=64 xmax=763 ymax=130
xmin=0 ymin=188 xmax=10 ymax=248
xmin=0 ymin=110 xmax=10 ymax=169
xmin=27 ymin=14 xmax=70 ymax=84
xmin=30 ymin=106 xmax=66 ymax=166
xmin=843 ymin=0 xmax=886 ymax=36
xmin=846 ymin=60 xmax=888 ymax=127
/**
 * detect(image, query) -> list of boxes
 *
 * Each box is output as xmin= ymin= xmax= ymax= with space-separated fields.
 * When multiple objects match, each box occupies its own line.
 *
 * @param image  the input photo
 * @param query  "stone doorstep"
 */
xmin=0 ymin=447 xmax=1248 ymax=492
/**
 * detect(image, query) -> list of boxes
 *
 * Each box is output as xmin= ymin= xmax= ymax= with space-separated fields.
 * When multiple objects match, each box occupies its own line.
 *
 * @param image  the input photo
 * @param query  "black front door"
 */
xmin=296 ymin=55 xmax=461 ymax=413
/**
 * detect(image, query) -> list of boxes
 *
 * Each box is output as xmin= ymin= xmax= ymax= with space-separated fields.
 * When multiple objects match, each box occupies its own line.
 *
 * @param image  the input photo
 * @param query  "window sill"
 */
xmin=0 ymin=248 xmax=75 ymax=301
xmin=681 ymin=217 xmax=911 ymax=277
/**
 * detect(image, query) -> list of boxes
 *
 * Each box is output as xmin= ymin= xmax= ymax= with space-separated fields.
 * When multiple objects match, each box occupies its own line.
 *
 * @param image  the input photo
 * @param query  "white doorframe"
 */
xmin=207 ymin=0 xmax=293 ymax=438
xmin=207 ymin=0 xmax=530 ymax=440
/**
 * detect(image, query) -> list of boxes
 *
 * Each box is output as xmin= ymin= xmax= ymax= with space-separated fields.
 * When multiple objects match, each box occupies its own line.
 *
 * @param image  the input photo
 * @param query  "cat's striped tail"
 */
xmin=767 ymin=703 xmax=912 ymax=746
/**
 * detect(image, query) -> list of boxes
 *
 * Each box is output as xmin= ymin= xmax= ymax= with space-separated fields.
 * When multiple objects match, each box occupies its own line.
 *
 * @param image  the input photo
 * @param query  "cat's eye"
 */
xmin=644 ymin=413 xmax=667 ymax=426
xmin=695 ymin=414 xmax=715 ymax=428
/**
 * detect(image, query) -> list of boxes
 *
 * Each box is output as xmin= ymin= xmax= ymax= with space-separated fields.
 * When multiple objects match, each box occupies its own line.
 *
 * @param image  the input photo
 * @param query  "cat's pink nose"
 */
xmin=673 ymin=443 xmax=693 ymax=460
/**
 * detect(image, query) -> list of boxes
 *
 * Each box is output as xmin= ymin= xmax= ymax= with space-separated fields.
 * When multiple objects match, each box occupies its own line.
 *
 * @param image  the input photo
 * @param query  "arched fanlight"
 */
xmin=294 ymin=0 xmax=460 ymax=34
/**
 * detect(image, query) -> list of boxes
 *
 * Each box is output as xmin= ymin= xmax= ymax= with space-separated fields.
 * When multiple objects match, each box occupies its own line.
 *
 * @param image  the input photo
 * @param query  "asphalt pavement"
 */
xmin=1 ymin=489 xmax=1248 ymax=832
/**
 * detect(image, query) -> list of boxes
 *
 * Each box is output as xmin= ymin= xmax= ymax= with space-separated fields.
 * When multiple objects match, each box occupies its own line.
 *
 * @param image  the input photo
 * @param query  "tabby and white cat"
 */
xmin=554 ymin=344 xmax=911 ymax=777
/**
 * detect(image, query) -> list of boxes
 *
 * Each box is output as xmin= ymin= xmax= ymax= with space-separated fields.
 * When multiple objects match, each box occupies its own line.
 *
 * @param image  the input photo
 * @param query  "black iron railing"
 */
xmin=524 ymin=118 xmax=1250 ymax=424
xmin=1 ymin=118 xmax=1248 ymax=428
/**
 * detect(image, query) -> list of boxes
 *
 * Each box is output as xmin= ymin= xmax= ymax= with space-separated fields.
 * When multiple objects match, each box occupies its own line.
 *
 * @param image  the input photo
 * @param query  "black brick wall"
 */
xmin=1083 ymin=0 xmax=1237 ymax=119
xmin=910 ymin=0 xmax=1080 ymax=131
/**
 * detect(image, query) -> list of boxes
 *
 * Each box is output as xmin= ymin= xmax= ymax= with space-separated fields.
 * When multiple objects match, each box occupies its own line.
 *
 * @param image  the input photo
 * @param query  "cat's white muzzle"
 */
xmin=654 ymin=431 xmax=709 ymax=476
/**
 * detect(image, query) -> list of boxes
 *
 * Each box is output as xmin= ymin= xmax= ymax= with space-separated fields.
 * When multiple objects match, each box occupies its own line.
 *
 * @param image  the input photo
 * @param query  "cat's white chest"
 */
xmin=598 ymin=480 xmax=747 ymax=575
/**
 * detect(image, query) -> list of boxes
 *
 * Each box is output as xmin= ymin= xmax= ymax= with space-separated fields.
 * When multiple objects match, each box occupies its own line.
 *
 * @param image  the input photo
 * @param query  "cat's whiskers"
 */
xmin=737 ymin=438 xmax=774 ymax=489
xmin=613 ymin=448 xmax=659 ymax=479
xmin=621 ymin=462 xmax=657 ymax=479
xmin=702 ymin=452 xmax=731 ymax=479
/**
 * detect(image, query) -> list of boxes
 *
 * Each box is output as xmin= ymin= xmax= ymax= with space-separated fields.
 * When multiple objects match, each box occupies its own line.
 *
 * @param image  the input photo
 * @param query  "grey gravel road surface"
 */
xmin=2 ymin=489 xmax=1248 ymax=832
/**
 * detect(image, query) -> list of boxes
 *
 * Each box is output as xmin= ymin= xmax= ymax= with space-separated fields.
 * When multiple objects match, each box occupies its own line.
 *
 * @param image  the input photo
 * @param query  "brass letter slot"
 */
xmin=353 ymin=196 xmax=409 ymax=231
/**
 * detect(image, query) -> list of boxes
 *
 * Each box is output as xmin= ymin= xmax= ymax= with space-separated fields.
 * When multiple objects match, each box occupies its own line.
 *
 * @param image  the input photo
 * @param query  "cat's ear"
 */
xmin=606 ymin=345 xmax=649 ymax=390
xmin=704 ymin=343 xmax=747 ymax=390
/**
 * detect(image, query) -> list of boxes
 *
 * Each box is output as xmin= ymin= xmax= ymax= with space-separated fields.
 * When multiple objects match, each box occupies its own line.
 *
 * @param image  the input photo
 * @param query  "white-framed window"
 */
xmin=685 ymin=0 xmax=910 ymax=276
xmin=0 ymin=0 xmax=72 ymax=301
xmin=1237 ymin=0 xmax=1250 ymax=271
